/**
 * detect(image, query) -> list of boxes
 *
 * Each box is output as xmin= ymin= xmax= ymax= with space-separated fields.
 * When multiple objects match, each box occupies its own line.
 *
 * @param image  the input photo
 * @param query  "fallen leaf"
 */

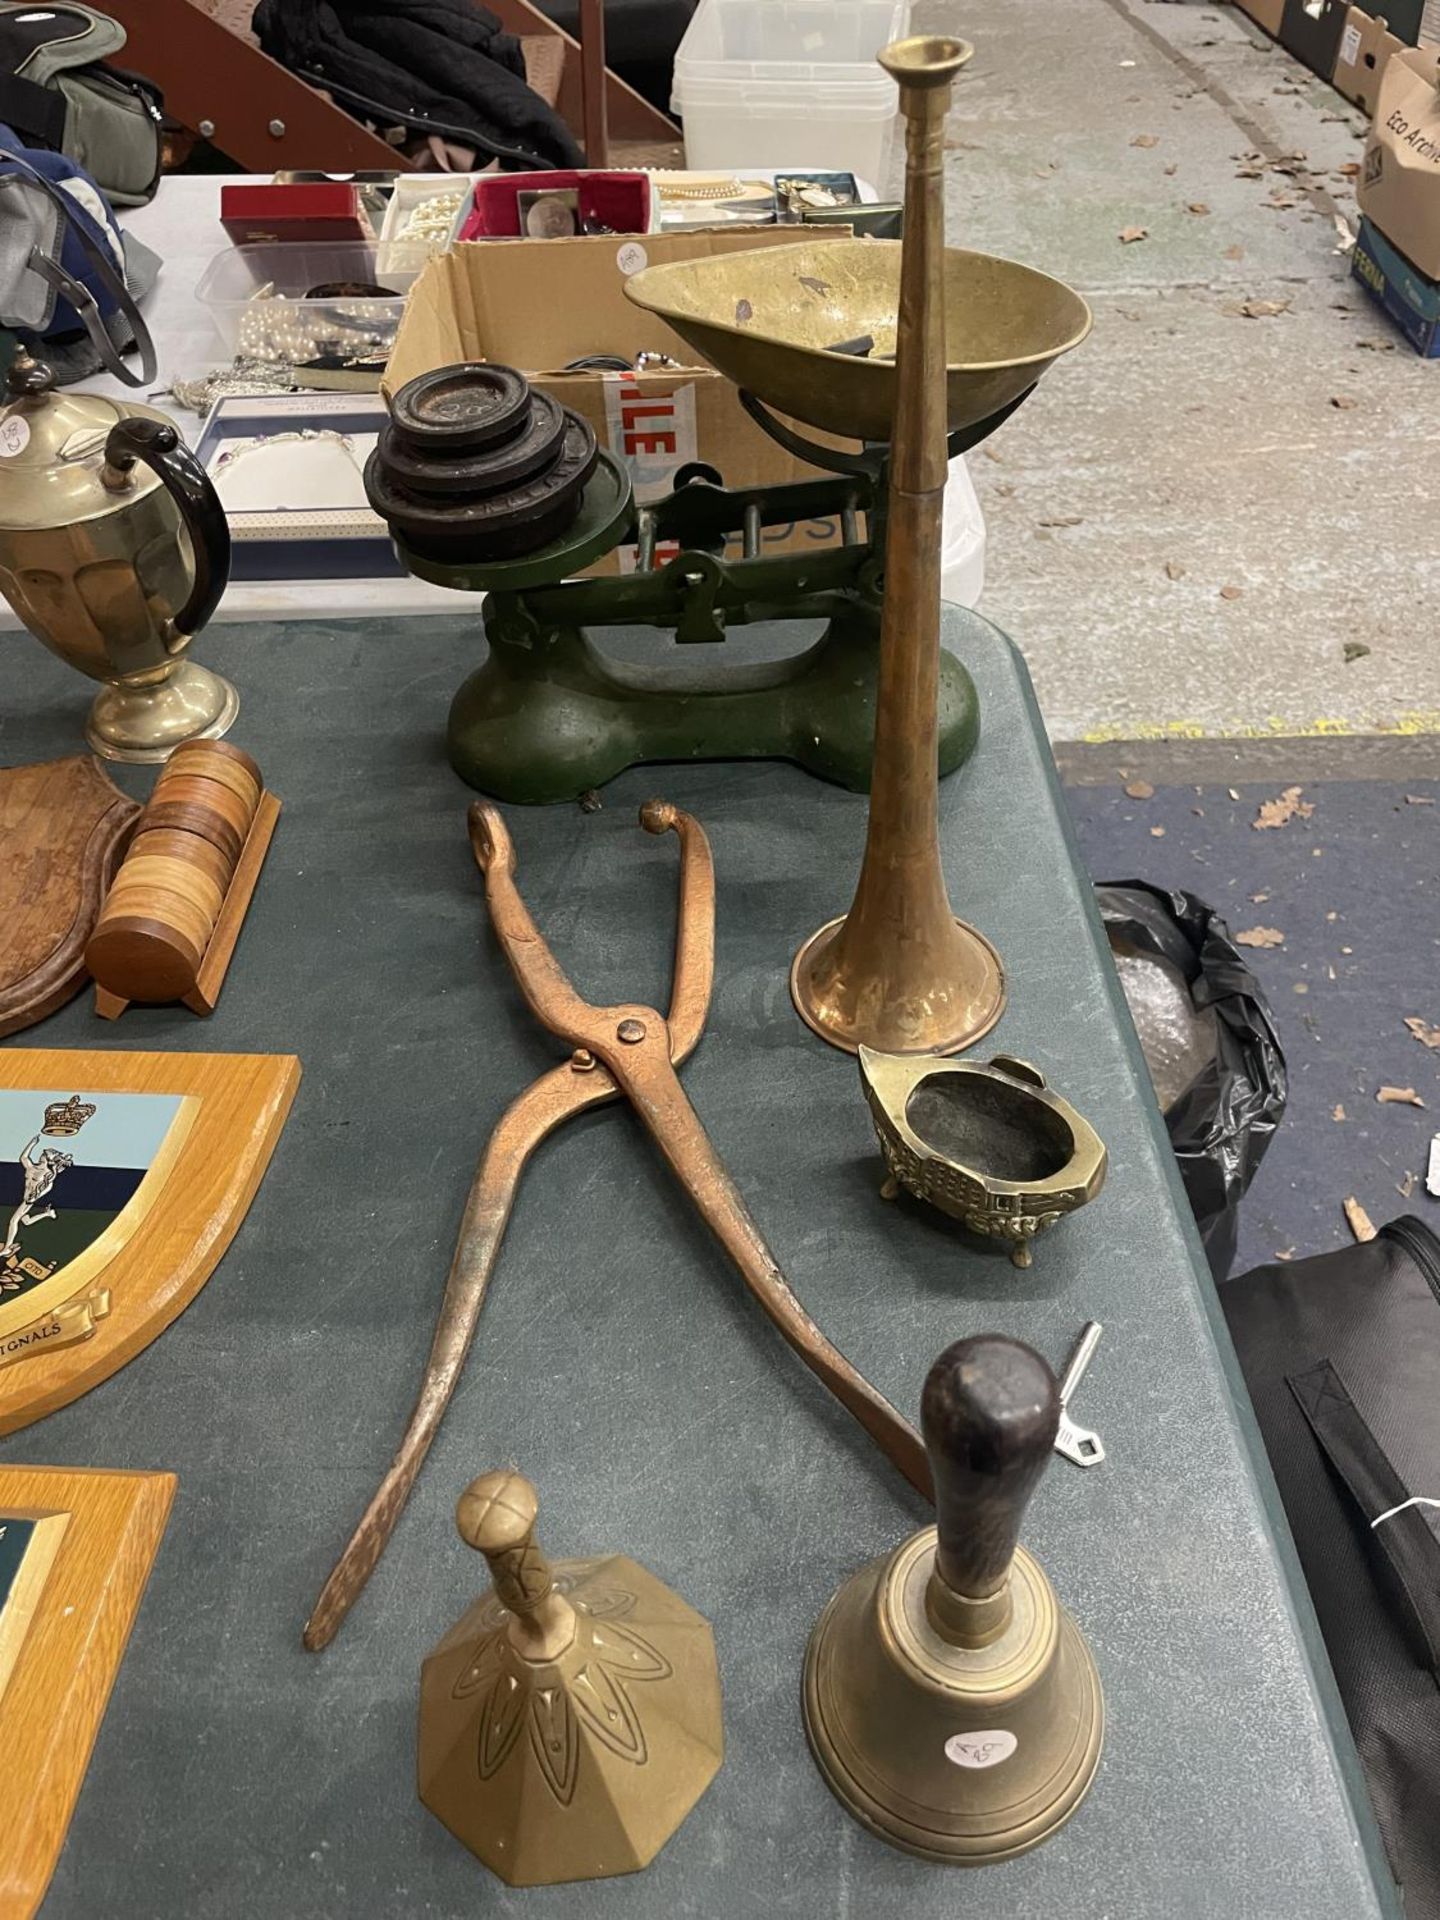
xmin=1219 ymin=584 xmax=1244 ymax=600
xmin=1338 ymin=161 xmax=1361 ymax=177
xmin=1149 ymin=825 xmax=1166 ymax=838
xmin=1275 ymin=1247 xmax=1296 ymax=1260
xmin=1253 ymin=785 xmax=1314 ymax=830
xmin=1124 ymin=780 xmax=1155 ymax=799
xmin=1330 ymin=395 xmax=1358 ymax=409
xmin=1250 ymin=891 xmax=1270 ymax=902
xmin=1118 ymin=226 xmax=1148 ymax=244
xmin=1405 ymin=794 xmax=1435 ymax=806
xmin=1333 ymin=1104 xmax=1346 ymax=1122
xmin=1235 ymin=926 xmax=1285 ymax=948
xmin=1131 ymin=133 xmax=1159 ymax=147
xmin=1399 ymin=1171 xmax=1417 ymax=1198
xmin=1186 ymin=202 xmax=1212 ymax=215
xmin=1343 ymin=641 xmax=1371 ymax=662
xmin=1164 ymin=560 xmax=1186 ymax=580
xmin=1294 ymin=982 xmax=1309 ymax=995
xmin=1404 ymin=1016 xmax=1440 ymax=1049
xmin=1038 ymin=513 xmax=1084 ymax=527
xmin=1344 ymin=1196 xmax=1377 ymax=1243
xmin=1236 ymin=298 xmax=1292 ymax=318
xmin=1378 ymin=1086 xmax=1426 ymax=1107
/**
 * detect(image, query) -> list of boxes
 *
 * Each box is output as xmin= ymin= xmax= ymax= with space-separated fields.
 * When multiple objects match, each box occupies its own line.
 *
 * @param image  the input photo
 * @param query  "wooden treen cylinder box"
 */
xmin=86 ymin=739 xmax=279 ymax=1016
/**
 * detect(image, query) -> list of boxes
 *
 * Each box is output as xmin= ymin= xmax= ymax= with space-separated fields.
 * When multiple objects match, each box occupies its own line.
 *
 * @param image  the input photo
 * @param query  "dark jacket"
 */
xmin=252 ymin=0 xmax=583 ymax=171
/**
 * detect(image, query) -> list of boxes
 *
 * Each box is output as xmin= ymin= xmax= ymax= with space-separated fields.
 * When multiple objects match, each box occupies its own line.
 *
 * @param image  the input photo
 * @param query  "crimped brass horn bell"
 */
xmin=803 ymin=1336 xmax=1103 ymax=1863
xmin=419 ymin=1469 xmax=723 ymax=1885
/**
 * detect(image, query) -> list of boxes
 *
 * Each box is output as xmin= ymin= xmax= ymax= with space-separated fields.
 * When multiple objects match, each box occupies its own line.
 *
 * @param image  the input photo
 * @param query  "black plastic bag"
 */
xmin=1096 ymin=882 xmax=1287 ymax=1280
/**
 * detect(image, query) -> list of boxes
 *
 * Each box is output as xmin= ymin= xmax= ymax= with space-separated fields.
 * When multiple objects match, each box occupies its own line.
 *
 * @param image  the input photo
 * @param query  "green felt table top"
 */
xmin=0 ymin=606 xmax=1397 ymax=1918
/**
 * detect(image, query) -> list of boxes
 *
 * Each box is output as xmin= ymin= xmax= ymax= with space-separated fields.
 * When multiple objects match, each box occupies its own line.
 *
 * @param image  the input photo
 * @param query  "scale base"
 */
xmin=448 ymin=609 xmax=980 ymax=804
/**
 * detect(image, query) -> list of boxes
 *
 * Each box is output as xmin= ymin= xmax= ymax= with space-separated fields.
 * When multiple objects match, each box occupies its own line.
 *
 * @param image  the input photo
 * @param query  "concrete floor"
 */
xmin=901 ymin=0 xmax=1440 ymax=743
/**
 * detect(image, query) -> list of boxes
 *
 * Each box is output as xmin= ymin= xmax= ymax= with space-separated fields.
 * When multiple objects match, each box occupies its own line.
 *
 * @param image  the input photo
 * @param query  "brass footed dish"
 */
xmin=623 ymin=236 xmax=1091 ymax=443
xmin=860 ymin=1049 xmax=1106 ymax=1267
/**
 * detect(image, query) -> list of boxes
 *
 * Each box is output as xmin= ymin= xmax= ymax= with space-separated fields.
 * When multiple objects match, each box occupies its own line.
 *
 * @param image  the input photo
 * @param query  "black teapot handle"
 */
xmin=103 ymin=417 xmax=231 ymax=642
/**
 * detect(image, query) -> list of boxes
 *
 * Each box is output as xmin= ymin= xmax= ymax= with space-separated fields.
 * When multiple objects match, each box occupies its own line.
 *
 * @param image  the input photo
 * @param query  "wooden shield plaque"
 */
xmin=0 ymin=1050 xmax=300 ymax=1433
xmin=0 ymin=758 xmax=139 ymax=1039
xmin=0 ymin=1463 xmax=174 ymax=1917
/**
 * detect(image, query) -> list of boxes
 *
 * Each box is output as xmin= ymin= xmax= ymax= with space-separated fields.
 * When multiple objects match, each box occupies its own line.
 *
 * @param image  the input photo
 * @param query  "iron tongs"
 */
xmin=305 ymin=799 xmax=927 ymax=1650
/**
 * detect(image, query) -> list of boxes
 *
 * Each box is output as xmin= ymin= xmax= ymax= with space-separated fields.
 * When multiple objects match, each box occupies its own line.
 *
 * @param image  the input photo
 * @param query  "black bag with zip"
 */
xmin=1222 ymin=1216 xmax=1440 ymax=1917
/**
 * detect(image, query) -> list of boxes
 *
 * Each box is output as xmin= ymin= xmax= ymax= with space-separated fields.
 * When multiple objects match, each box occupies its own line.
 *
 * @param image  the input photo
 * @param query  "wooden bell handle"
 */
xmin=920 ymin=1335 xmax=1059 ymax=1600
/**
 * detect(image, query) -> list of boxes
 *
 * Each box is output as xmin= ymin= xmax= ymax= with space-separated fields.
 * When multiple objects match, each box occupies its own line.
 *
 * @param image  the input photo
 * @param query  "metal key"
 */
xmin=1054 ymin=1321 xmax=1105 ymax=1469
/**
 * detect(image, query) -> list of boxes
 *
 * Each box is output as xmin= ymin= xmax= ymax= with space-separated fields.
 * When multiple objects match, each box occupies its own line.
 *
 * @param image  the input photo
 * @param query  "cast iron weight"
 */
xmin=804 ymin=1335 xmax=1104 ymax=1863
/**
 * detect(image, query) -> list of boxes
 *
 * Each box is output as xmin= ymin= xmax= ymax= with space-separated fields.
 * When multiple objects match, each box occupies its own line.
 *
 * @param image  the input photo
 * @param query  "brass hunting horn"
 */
xmin=791 ymin=36 xmax=1005 ymax=1056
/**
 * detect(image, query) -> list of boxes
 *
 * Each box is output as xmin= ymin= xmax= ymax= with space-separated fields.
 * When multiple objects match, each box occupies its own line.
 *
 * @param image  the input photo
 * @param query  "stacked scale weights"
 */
xmin=85 ymin=740 xmax=280 ymax=1017
xmin=366 ymin=364 xmax=599 ymax=563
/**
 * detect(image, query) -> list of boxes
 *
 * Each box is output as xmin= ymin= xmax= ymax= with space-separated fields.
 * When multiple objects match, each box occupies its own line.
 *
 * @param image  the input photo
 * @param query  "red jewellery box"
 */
xmin=220 ymin=182 xmax=376 ymax=245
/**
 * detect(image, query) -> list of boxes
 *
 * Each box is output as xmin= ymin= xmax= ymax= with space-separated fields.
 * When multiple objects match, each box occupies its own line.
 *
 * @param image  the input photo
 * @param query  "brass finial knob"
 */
xmin=456 ymin=1469 xmax=557 ymax=1618
xmin=5 ymin=348 xmax=54 ymax=400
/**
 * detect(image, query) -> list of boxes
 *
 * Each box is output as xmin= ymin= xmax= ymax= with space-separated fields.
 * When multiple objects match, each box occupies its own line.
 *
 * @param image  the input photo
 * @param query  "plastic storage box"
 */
xmin=671 ymin=0 xmax=910 ymax=183
xmin=195 ymin=244 xmax=418 ymax=360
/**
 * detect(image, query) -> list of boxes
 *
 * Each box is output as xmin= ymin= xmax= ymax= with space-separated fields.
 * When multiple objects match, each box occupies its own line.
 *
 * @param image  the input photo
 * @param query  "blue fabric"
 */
xmin=0 ymin=120 xmax=126 ymax=336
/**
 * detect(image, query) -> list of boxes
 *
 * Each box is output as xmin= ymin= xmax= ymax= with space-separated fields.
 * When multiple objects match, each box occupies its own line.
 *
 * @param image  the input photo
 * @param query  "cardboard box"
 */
xmin=1351 ymin=211 xmax=1440 ymax=349
xmin=1234 ymin=0 xmax=1286 ymax=37
xmin=1359 ymin=44 xmax=1440 ymax=275
xmin=1279 ymin=0 xmax=1351 ymax=79
xmin=1333 ymin=7 xmax=1407 ymax=113
xmin=384 ymin=228 xmax=857 ymax=574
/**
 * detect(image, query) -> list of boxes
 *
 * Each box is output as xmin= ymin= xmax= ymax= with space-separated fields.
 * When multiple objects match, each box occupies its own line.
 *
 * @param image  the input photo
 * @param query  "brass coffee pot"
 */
xmin=804 ymin=1334 xmax=1103 ymax=1863
xmin=0 ymin=350 xmax=235 ymax=761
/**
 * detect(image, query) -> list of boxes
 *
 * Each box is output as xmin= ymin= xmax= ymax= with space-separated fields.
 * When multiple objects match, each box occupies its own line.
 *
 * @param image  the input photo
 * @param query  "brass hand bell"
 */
xmin=419 ymin=1470 xmax=723 ymax=1886
xmin=803 ymin=1335 xmax=1103 ymax=1863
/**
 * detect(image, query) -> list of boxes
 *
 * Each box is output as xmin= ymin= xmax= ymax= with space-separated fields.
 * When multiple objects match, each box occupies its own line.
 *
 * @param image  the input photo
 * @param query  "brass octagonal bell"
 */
xmin=803 ymin=1336 xmax=1103 ymax=1863
xmin=419 ymin=1469 xmax=723 ymax=1886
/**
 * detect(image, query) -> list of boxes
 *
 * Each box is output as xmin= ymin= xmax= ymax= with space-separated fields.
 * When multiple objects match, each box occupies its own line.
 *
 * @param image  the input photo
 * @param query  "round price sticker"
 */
xmin=944 ymin=1730 xmax=1017 ymax=1770
xmin=616 ymin=241 xmax=648 ymax=277
xmin=0 ymin=415 xmax=31 ymax=458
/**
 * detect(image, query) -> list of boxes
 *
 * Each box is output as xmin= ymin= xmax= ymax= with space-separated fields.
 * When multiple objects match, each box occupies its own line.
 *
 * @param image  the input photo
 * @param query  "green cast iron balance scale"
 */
xmin=365 ymin=218 xmax=1089 ymax=811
